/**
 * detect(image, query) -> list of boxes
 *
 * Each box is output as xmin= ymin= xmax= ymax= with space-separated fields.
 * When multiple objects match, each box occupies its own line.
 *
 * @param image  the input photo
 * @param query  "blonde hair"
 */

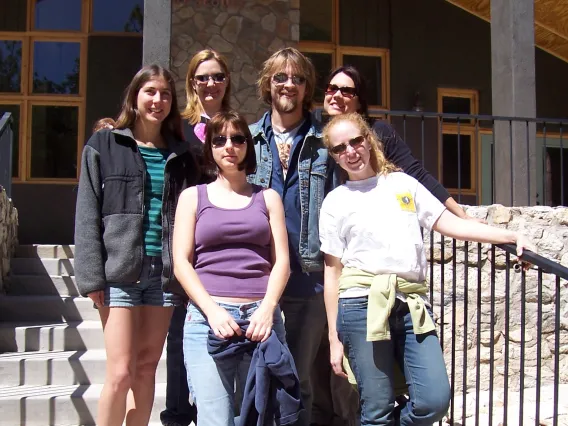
xmin=322 ymin=113 xmax=400 ymax=180
xmin=181 ymin=50 xmax=231 ymax=125
xmin=257 ymin=47 xmax=316 ymax=111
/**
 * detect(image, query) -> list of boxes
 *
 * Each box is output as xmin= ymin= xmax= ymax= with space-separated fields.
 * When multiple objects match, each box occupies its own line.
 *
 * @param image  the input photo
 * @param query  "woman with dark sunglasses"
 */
xmin=161 ymin=49 xmax=232 ymax=426
xmin=312 ymin=65 xmax=484 ymax=426
xmin=319 ymin=112 xmax=534 ymax=426
xmin=172 ymin=111 xmax=292 ymax=426
xmin=323 ymin=65 xmax=477 ymax=221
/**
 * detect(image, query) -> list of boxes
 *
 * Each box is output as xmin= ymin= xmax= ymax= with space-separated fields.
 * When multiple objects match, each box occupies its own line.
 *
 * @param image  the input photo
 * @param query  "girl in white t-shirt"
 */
xmin=319 ymin=113 xmax=534 ymax=426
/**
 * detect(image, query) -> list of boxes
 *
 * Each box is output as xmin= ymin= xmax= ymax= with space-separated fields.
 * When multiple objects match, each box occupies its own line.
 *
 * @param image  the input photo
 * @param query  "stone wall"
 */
xmin=425 ymin=205 xmax=568 ymax=399
xmin=170 ymin=0 xmax=299 ymax=124
xmin=0 ymin=186 xmax=18 ymax=293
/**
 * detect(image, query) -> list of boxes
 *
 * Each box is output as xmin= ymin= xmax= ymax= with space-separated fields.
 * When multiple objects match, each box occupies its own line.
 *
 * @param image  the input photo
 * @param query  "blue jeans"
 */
xmin=338 ymin=298 xmax=450 ymax=426
xmin=183 ymin=300 xmax=286 ymax=426
xmin=280 ymin=293 xmax=328 ymax=426
xmin=160 ymin=304 xmax=197 ymax=426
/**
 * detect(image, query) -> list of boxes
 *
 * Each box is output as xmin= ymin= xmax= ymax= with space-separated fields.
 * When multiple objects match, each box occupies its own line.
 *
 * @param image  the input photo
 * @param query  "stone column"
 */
xmin=491 ymin=0 xmax=537 ymax=206
xmin=143 ymin=0 xmax=172 ymax=67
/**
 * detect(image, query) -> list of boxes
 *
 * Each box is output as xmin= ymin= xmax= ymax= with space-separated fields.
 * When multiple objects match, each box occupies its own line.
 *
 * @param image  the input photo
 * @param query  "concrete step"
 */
xmin=15 ymin=245 xmax=75 ymax=259
xmin=11 ymin=258 xmax=75 ymax=276
xmin=0 ymin=321 xmax=104 ymax=353
xmin=8 ymin=275 xmax=80 ymax=296
xmin=0 ymin=350 xmax=167 ymax=386
xmin=0 ymin=383 xmax=165 ymax=425
xmin=0 ymin=296 xmax=98 ymax=322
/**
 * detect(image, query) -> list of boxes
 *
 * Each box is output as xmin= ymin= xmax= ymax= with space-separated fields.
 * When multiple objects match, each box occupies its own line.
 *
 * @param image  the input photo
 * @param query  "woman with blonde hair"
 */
xmin=161 ymin=49 xmax=231 ymax=426
xmin=319 ymin=113 xmax=534 ymax=426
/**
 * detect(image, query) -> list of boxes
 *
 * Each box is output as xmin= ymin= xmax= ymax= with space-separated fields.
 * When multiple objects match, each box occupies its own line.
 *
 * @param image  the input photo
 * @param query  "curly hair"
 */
xmin=322 ymin=113 xmax=399 ymax=181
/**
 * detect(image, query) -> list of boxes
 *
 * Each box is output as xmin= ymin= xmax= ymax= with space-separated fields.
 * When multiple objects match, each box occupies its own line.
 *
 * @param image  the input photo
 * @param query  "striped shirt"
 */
xmin=139 ymin=146 xmax=169 ymax=256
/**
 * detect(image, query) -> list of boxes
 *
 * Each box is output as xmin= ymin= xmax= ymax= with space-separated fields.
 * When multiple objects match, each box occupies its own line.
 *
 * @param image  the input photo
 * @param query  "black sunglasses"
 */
xmin=212 ymin=134 xmax=247 ymax=147
xmin=194 ymin=73 xmax=226 ymax=84
xmin=329 ymin=135 xmax=365 ymax=155
xmin=325 ymin=84 xmax=357 ymax=98
xmin=272 ymin=73 xmax=306 ymax=85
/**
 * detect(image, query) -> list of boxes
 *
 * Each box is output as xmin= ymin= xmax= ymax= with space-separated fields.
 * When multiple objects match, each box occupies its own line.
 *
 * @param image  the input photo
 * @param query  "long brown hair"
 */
xmin=102 ymin=64 xmax=183 ymax=141
xmin=257 ymin=47 xmax=316 ymax=111
xmin=181 ymin=50 xmax=231 ymax=125
xmin=322 ymin=113 xmax=399 ymax=181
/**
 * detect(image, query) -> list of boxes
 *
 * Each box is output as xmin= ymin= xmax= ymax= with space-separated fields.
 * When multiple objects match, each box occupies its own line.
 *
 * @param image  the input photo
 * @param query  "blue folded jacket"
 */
xmin=207 ymin=320 xmax=303 ymax=426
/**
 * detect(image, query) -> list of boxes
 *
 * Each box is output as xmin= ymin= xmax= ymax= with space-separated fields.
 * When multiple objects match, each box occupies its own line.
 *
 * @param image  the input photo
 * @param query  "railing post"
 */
xmin=0 ymin=112 xmax=13 ymax=198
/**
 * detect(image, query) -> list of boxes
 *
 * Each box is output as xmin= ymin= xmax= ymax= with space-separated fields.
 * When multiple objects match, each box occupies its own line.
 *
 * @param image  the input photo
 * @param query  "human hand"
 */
xmin=514 ymin=233 xmax=537 ymax=271
xmin=87 ymin=290 xmax=104 ymax=308
xmin=246 ymin=303 xmax=274 ymax=342
xmin=206 ymin=305 xmax=242 ymax=339
xmin=329 ymin=336 xmax=348 ymax=379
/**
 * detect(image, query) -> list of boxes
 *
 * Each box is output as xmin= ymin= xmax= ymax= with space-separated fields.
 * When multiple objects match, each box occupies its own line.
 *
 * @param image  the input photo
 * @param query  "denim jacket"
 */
xmin=248 ymin=112 xmax=335 ymax=273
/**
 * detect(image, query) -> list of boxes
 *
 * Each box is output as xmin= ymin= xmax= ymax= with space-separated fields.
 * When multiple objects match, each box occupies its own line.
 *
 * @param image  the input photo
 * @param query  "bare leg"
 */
xmin=125 ymin=306 xmax=174 ymax=426
xmin=97 ymin=306 xmax=140 ymax=426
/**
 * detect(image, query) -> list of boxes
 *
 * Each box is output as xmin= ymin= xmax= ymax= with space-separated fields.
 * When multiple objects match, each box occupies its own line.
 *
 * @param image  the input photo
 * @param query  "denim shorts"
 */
xmin=104 ymin=255 xmax=181 ymax=308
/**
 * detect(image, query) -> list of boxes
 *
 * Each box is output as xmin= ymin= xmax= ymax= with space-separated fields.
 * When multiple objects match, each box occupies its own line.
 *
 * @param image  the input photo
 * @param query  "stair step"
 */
xmin=0 ymin=296 xmax=98 ymax=322
xmin=11 ymin=258 xmax=75 ymax=276
xmin=0 ymin=321 xmax=104 ymax=353
xmin=15 ymin=245 xmax=75 ymax=259
xmin=0 ymin=383 xmax=165 ymax=425
xmin=8 ymin=275 xmax=79 ymax=296
xmin=0 ymin=350 xmax=167 ymax=386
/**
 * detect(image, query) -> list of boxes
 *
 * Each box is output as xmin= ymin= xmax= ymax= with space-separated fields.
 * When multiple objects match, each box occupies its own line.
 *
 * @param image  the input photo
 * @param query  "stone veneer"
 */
xmin=170 ymin=0 xmax=299 ymax=124
xmin=424 ymin=205 xmax=568 ymax=417
xmin=0 ymin=186 xmax=18 ymax=293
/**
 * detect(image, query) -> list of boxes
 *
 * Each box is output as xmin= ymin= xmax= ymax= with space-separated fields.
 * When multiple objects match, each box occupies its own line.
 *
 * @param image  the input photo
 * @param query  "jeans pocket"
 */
xmin=339 ymin=298 xmax=368 ymax=327
xmin=186 ymin=304 xmax=207 ymax=324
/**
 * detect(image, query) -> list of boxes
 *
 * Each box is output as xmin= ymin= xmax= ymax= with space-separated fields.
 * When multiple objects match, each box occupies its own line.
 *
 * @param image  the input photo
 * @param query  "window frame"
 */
xmin=0 ymin=0 xmax=141 ymax=184
xmin=298 ymin=0 xmax=390 ymax=112
xmin=437 ymin=87 xmax=479 ymax=195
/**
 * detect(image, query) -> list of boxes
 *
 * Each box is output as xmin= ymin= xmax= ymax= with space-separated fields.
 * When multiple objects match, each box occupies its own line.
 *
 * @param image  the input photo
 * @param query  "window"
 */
xmin=299 ymin=0 xmax=390 ymax=112
xmin=0 ymin=0 xmax=143 ymax=183
xmin=437 ymin=88 xmax=479 ymax=195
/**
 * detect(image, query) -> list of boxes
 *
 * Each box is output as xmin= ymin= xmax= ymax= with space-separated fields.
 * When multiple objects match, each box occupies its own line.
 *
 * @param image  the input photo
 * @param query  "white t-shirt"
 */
xmin=319 ymin=172 xmax=446 ymax=298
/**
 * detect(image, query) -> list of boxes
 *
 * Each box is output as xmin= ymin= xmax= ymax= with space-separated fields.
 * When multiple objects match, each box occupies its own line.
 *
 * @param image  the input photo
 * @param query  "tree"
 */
xmin=0 ymin=41 xmax=22 ymax=92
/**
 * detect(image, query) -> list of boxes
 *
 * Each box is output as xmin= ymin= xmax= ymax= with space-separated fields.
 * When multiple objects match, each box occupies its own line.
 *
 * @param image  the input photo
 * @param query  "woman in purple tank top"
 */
xmin=172 ymin=111 xmax=291 ymax=426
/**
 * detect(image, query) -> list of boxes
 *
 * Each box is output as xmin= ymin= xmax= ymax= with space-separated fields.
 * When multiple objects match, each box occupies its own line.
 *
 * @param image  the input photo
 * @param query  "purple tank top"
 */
xmin=194 ymin=184 xmax=272 ymax=298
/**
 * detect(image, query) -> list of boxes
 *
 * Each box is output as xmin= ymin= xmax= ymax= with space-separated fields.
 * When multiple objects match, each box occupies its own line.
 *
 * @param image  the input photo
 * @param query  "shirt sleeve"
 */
xmin=374 ymin=120 xmax=452 ymax=204
xmin=413 ymin=178 xmax=447 ymax=231
xmin=319 ymin=194 xmax=345 ymax=259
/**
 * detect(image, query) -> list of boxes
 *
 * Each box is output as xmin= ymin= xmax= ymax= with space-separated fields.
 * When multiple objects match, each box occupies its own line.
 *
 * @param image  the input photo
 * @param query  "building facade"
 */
xmin=1 ymin=0 xmax=568 ymax=243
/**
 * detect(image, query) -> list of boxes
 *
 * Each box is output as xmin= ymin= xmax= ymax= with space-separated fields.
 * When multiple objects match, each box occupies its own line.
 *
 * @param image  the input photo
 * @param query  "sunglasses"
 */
xmin=194 ymin=73 xmax=226 ymax=84
xmin=325 ymin=84 xmax=357 ymax=98
xmin=212 ymin=134 xmax=247 ymax=147
xmin=329 ymin=135 xmax=365 ymax=155
xmin=272 ymin=73 xmax=306 ymax=85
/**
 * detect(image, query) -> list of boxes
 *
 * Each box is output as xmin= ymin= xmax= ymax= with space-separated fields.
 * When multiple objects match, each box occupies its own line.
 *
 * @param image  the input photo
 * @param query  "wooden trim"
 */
xmin=437 ymin=87 xmax=479 ymax=126
xmin=89 ymin=31 xmax=143 ymax=37
xmin=438 ymin=127 xmax=477 ymax=193
xmin=338 ymin=47 xmax=390 ymax=109
xmin=332 ymin=0 xmax=339 ymax=45
xmin=15 ymin=179 xmax=78 ymax=185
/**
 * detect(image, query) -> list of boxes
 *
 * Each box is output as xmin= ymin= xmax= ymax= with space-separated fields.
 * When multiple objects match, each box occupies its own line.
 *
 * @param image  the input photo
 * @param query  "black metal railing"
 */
xmin=377 ymin=110 xmax=568 ymax=208
xmin=0 ymin=112 xmax=14 ymax=197
xmin=427 ymin=235 xmax=567 ymax=426
xmin=314 ymin=108 xmax=568 ymax=208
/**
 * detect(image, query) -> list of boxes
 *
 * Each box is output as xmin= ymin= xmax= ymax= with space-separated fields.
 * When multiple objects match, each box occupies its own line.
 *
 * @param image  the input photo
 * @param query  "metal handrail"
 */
xmin=0 ymin=112 xmax=14 ymax=197
xmin=0 ymin=112 xmax=12 ymax=136
xmin=498 ymin=243 xmax=568 ymax=280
